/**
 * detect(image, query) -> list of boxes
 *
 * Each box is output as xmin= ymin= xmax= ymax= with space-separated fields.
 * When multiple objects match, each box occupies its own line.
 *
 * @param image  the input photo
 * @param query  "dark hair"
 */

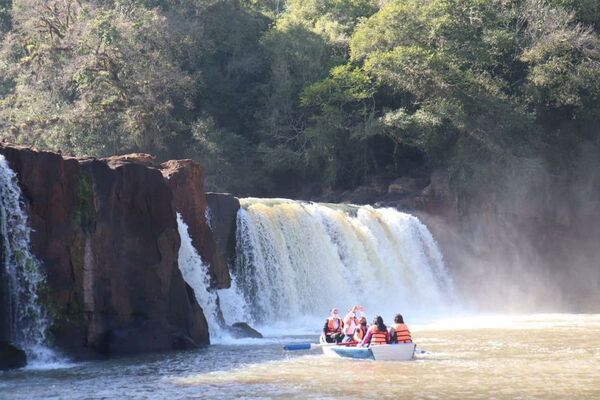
xmin=394 ymin=314 xmax=404 ymax=324
xmin=373 ymin=315 xmax=386 ymax=332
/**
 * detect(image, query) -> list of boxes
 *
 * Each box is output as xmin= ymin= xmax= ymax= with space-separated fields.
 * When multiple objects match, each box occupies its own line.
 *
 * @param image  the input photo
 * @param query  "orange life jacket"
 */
xmin=354 ymin=325 xmax=367 ymax=341
xmin=327 ymin=317 xmax=343 ymax=333
xmin=369 ymin=325 xmax=388 ymax=345
xmin=393 ymin=323 xmax=412 ymax=343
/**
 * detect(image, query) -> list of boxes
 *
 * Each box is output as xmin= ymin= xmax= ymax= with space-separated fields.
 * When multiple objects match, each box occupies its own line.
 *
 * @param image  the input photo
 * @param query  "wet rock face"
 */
xmin=205 ymin=193 xmax=240 ymax=265
xmin=161 ymin=160 xmax=230 ymax=289
xmin=0 ymin=145 xmax=82 ymax=351
xmin=0 ymin=341 xmax=26 ymax=370
xmin=0 ymin=145 xmax=209 ymax=358
xmin=78 ymin=158 xmax=209 ymax=355
xmin=226 ymin=322 xmax=263 ymax=339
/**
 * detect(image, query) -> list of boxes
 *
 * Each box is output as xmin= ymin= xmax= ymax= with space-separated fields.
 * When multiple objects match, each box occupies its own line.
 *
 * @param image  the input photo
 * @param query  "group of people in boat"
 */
xmin=322 ymin=305 xmax=412 ymax=347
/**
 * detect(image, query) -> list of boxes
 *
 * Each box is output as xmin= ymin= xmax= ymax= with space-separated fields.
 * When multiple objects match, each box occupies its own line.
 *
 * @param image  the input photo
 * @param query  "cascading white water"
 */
xmin=0 ymin=155 xmax=54 ymax=363
xmin=204 ymin=206 xmax=213 ymax=231
xmin=217 ymin=275 xmax=251 ymax=326
xmin=176 ymin=213 xmax=223 ymax=341
xmin=230 ymin=198 xmax=455 ymax=327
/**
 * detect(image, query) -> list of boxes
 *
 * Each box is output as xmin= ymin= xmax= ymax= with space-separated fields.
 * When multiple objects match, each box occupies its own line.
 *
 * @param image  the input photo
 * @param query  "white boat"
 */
xmin=369 ymin=343 xmax=416 ymax=361
xmin=318 ymin=336 xmax=416 ymax=361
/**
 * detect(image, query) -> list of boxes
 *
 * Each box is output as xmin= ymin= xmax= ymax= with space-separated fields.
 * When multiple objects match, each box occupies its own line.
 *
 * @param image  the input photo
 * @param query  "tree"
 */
xmin=300 ymin=64 xmax=379 ymax=186
xmin=0 ymin=0 xmax=11 ymax=33
xmin=0 ymin=1 xmax=195 ymax=157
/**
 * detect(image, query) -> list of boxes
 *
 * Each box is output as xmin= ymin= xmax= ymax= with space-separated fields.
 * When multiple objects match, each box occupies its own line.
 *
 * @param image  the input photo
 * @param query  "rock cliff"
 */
xmin=205 ymin=193 xmax=240 ymax=266
xmin=161 ymin=160 xmax=230 ymax=288
xmin=0 ymin=144 xmax=213 ymax=359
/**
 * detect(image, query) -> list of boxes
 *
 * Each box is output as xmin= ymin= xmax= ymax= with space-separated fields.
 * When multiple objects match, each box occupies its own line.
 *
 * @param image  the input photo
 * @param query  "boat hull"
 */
xmin=321 ymin=343 xmax=416 ymax=361
xmin=370 ymin=343 xmax=416 ymax=361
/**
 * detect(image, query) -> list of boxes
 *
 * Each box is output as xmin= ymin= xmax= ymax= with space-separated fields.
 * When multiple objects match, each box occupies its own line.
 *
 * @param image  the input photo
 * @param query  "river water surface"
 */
xmin=1 ymin=314 xmax=598 ymax=399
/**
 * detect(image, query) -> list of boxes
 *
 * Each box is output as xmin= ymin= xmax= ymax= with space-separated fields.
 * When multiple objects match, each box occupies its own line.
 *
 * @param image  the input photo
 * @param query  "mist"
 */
xmin=420 ymin=141 xmax=600 ymax=313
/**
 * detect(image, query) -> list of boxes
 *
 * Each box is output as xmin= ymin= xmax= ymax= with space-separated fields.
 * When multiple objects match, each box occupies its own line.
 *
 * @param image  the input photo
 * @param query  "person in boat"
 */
xmin=389 ymin=313 xmax=412 ymax=344
xmin=322 ymin=308 xmax=344 ymax=343
xmin=342 ymin=305 xmax=364 ymax=343
xmin=359 ymin=315 xmax=390 ymax=347
xmin=353 ymin=316 xmax=368 ymax=343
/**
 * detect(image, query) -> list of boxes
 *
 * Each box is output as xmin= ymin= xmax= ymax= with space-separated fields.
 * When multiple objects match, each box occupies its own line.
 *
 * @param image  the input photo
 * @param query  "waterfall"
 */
xmin=204 ymin=206 xmax=213 ymax=231
xmin=217 ymin=275 xmax=251 ymax=326
xmin=230 ymin=198 xmax=455 ymax=327
xmin=176 ymin=213 xmax=223 ymax=341
xmin=0 ymin=155 xmax=54 ymax=363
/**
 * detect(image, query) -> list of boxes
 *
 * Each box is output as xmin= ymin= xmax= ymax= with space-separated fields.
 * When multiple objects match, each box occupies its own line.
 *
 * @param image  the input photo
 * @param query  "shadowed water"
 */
xmin=2 ymin=314 xmax=599 ymax=399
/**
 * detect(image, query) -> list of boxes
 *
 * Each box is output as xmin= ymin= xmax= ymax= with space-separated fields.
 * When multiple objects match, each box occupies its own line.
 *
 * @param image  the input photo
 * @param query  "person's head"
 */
xmin=360 ymin=317 xmax=367 ymax=326
xmin=372 ymin=315 xmax=386 ymax=331
xmin=394 ymin=314 xmax=404 ymax=324
xmin=330 ymin=308 xmax=339 ymax=317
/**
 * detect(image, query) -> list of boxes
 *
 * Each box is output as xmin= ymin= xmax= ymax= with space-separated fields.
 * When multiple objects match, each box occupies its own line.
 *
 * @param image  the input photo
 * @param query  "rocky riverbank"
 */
xmin=0 ymin=144 xmax=231 ymax=363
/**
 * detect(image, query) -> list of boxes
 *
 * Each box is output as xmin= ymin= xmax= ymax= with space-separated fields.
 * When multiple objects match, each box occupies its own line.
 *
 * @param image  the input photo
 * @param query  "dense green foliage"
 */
xmin=1 ymin=0 xmax=599 ymax=204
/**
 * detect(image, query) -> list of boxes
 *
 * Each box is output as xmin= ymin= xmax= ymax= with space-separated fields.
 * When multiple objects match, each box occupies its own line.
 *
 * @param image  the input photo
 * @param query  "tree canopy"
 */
xmin=1 ymin=0 xmax=599 ymax=204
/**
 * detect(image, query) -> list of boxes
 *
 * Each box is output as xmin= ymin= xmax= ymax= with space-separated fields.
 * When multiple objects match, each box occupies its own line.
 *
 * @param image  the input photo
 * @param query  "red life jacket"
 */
xmin=393 ymin=323 xmax=412 ymax=343
xmin=327 ymin=317 xmax=343 ymax=334
xmin=369 ymin=325 xmax=388 ymax=345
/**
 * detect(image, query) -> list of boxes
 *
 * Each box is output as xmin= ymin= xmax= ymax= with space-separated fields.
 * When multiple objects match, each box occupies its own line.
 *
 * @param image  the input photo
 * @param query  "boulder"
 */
xmin=161 ymin=160 xmax=230 ymax=289
xmin=387 ymin=176 xmax=429 ymax=196
xmin=226 ymin=322 xmax=263 ymax=339
xmin=419 ymin=170 xmax=455 ymax=216
xmin=339 ymin=185 xmax=385 ymax=205
xmin=0 ymin=341 xmax=26 ymax=370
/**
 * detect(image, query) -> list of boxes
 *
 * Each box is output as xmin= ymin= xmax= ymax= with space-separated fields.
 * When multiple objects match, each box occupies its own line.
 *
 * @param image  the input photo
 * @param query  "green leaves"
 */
xmin=521 ymin=19 xmax=600 ymax=112
xmin=0 ymin=0 xmax=599 ymax=198
xmin=301 ymin=64 xmax=374 ymax=107
xmin=298 ymin=64 xmax=380 ymax=186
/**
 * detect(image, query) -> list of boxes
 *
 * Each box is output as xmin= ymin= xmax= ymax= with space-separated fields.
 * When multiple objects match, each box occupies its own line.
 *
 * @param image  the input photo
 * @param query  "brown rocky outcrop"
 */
xmin=205 ymin=193 xmax=240 ymax=265
xmin=0 ymin=144 xmax=209 ymax=359
xmin=0 ymin=145 xmax=82 ymax=351
xmin=160 ymin=160 xmax=230 ymax=289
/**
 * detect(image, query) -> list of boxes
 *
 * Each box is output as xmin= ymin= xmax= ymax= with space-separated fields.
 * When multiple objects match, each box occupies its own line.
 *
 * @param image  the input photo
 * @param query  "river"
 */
xmin=1 ymin=160 xmax=598 ymax=398
xmin=2 ymin=314 xmax=598 ymax=399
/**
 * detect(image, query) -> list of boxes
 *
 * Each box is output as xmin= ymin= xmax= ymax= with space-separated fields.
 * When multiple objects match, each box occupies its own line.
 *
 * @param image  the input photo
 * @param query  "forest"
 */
xmin=1 ymin=0 xmax=599 ymax=207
